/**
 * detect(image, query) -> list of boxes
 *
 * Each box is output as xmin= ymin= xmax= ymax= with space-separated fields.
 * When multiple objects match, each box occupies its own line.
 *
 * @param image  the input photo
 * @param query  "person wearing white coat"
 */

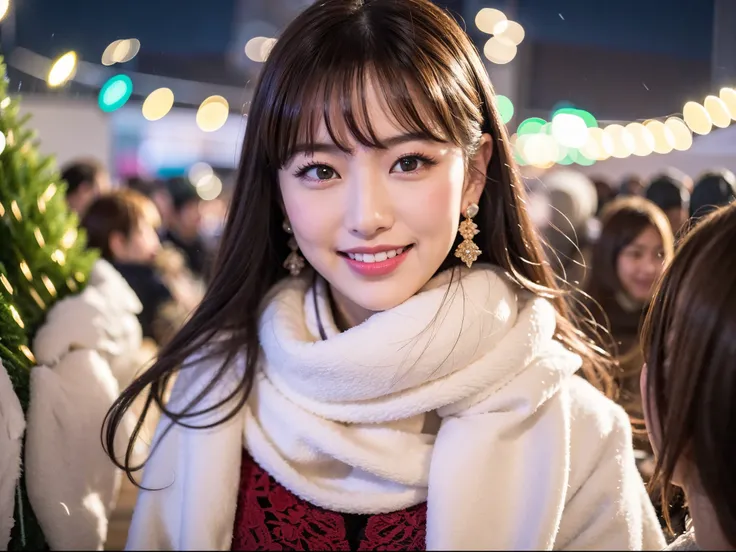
xmin=0 ymin=259 xmax=143 ymax=551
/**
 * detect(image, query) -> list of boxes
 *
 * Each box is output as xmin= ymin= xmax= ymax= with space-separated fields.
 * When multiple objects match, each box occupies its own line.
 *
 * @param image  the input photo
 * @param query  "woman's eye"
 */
xmin=392 ymin=156 xmax=423 ymax=173
xmin=303 ymin=165 xmax=337 ymax=180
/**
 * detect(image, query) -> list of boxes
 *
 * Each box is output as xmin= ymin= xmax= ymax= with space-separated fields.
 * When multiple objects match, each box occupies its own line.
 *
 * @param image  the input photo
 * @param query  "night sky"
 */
xmin=13 ymin=0 xmax=714 ymax=62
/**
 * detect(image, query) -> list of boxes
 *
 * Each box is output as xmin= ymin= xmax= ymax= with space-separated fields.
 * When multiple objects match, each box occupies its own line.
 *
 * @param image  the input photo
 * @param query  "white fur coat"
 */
xmin=127 ymin=267 xmax=666 ymax=550
xmin=0 ymin=259 xmax=143 ymax=550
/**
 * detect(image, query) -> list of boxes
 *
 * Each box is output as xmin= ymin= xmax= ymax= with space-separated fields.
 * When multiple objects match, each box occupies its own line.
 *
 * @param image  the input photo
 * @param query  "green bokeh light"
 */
xmin=99 ymin=75 xmax=133 ymax=113
xmin=517 ymin=117 xmax=547 ymax=136
xmin=496 ymin=94 xmax=514 ymax=124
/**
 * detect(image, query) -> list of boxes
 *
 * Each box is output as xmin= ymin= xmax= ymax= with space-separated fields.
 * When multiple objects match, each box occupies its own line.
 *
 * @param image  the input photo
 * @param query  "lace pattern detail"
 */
xmin=231 ymin=450 xmax=426 ymax=551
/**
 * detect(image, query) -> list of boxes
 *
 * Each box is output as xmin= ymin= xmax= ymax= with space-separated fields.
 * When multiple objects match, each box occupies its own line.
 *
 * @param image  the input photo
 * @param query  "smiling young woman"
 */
xmin=104 ymin=1 xmax=665 ymax=550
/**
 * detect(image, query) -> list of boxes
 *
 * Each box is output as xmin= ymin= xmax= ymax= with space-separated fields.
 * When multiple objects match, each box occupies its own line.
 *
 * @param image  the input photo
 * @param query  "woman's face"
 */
xmin=616 ymin=225 xmax=666 ymax=303
xmin=278 ymin=79 xmax=492 ymax=326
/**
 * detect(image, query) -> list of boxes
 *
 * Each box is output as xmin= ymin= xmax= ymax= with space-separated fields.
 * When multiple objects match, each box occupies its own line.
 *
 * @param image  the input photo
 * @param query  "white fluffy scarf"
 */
xmin=128 ymin=265 xmax=665 ymax=550
xmin=245 ymin=266 xmax=583 ymax=547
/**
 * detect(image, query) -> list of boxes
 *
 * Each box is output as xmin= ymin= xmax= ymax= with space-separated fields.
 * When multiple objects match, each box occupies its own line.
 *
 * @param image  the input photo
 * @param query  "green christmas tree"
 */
xmin=0 ymin=57 xmax=98 ymax=551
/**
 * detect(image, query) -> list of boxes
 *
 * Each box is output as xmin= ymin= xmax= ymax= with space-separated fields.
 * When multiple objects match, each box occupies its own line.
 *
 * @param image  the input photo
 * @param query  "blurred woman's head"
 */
xmin=587 ymin=197 xmax=674 ymax=305
xmin=641 ymin=202 xmax=736 ymax=549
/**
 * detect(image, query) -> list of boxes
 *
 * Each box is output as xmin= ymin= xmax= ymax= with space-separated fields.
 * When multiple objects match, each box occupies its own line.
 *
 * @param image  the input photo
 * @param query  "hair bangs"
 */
xmin=267 ymin=36 xmax=482 ymax=168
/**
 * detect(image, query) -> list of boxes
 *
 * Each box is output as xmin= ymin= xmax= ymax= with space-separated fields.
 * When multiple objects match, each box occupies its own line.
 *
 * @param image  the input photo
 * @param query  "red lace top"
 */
xmin=231 ymin=450 xmax=427 ymax=551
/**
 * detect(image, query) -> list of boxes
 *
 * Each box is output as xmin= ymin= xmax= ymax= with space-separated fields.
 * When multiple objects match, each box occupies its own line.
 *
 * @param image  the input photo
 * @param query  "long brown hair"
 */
xmin=641 ymin=203 xmax=736 ymax=546
xmin=103 ymin=0 xmax=613 ymax=479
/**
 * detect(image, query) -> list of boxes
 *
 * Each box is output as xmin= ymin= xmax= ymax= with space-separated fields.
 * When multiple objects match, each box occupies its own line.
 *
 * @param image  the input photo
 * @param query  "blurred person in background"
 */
xmin=61 ymin=158 xmax=111 ymax=216
xmin=619 ymin=174 xmax=646 ymax=197
xmin=641 ymin=202 xmax=736 ymax=551
xmin=583 ymin=196 xmax=674 ymax=454
xmin=689 ymin=169 xmax=736 ymax=221
xmin=82 ymin=189 xmax=193 ymax=347
xmin=539 ymin=169 xmax=599 ymax=287
xmin=591 ymin=175 xmax=616 ymax=216
xmin=163 ymin=176 xmax=212 ymax=281
xmin=645 ymin=170 xmax=691 ymax=235
xmin=127 ymin=176 xmax=175 ymax=233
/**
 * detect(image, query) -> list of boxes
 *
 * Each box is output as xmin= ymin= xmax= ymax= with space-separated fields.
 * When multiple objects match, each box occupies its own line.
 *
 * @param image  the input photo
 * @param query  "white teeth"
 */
xmin=345 ymin=247 xmax=407 ymax=263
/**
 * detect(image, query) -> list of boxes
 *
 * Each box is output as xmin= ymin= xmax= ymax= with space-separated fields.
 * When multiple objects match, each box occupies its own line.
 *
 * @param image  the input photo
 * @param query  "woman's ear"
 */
xmin=462 ymin=133 xmax=493 ymax=209
xmin=108 ymin=230 xmax=128 ymax=261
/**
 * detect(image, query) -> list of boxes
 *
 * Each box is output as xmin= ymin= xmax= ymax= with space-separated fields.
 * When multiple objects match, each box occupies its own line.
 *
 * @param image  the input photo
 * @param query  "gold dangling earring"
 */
xmin=454 ymin=203 xmax=481 ymax=268
xmin=282 ymin=219 xmax=305 ymax=276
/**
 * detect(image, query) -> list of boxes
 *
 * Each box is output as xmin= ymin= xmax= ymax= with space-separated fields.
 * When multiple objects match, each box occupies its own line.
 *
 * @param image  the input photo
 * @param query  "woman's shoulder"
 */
xmin=564 ymin=374 xmax=633 ymax=444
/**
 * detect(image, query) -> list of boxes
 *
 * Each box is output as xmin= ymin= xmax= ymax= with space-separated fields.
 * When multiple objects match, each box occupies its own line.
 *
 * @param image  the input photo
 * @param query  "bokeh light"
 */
xmin=703 ymin=95 xmax=731 ymax=128
xmin=580 ymin=127 xmax=612 ymax=161
xmin=683 ymin=101 xmax=713 ymax=135
xmin=517 ymin=117 xmax=546 ymax=136
xmin=496 ymin=95 xmax=514 ymax=124
xmin=644 ymin=120 xmax=675 ymax=155
xmin=98 ymin=74 xmax=133 ymax=113
xmin=195 ymin=174 xmax=223 ymax=201
xmin=719 ymin=88 xmax=736 ymax=120
xmin=142 ymin=88 xmax=174 ymax=121
xmin=664 ymin=117 xmax=693 ymax=151
xmin=551 ymin=112 xmax=589 ymax=148
xmin=188 ymin=162 xmax=213 ymax=187
xmin=245 ymin=37 xmax=277 ymax=63
xmin=47 ymin=51 xmax=77 ymax=88
xmin=475 ymin=8 xmax=506 ymax=34
xmin=483 ymin=36 xmax=517 ymax=64
xmin=196 ymin=95 xmax=229 ymax=132
xmin=602 ymin=124 xmax=635 ymax=159
xmin=494 ymin=20 xmax=525 ymax=45
xmin=0 ymin=0 xmax=9 ymax=23
xmin=101 ymin=39 xmax=141 ymax=66
xmin=625 ymin=122 xmax=655 ymax=157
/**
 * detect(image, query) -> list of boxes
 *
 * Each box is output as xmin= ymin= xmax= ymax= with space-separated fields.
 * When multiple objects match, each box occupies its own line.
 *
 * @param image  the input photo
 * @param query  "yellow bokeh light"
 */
xmin=522 ymin=133 xmax=559 ymax=167
xmin=494 ymin=20 xmax=525 ymax=46
xmin=643 ymin=120 xmax=675 ymax=155
xmin=19 ymin=260 xmax=32 ymax=281
xmin=48 ymin=51 xmax=77 ymax=88
xmin=102 ymin=39 xmax=141 ymax=66
xmin=719 ymin=88 xmax=736 ymax=120
xmin=61 ymin=227 xmax=78 ymax=249
xmin=603 ymin=124 xmax=635 ymax=159
xmin=10 ymin=200 xmax=21 ymax=221
xmin=580 ymin=127 xmax=612 ymax=161
xmin=10 ymin=306 xmax=23 ymax=329
xmin=245 ymin=37 xmax=276 ymax=63
xmin=703 ymin=95 xmax=731 ymax=128
xmin=475 ymin=8 xmax=507 ymax=34
xmin=41 ymin=275 xmax=57 ymax=297
xmin=51 ymin=249 xmax=66 ymax=265
xmin=19 ymin=345 xmax=35 ymax=364
xmin=0 ymin=273 xmax=13 ymax=295
xmin=664 ymin=117 xmax=693 ymax=152
xmin=34 ymin=227 xmax=45 ymax=248
xmin=683 ymin=101 xmax=713 ymax=135
xmin=196 ymin=174 xmax=223 ymax=201
xmin=0 ymin=0 xmax=9 ymax=23
xmin=483 ymin=36 xmax=517 ymax=64
xmin=142 ymin=88 xmax=175 ymax=121
xmin=196 ymin=95 xmax=229 ymax=132
xmin=626 ymin=122 xmax=655 ymax=157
